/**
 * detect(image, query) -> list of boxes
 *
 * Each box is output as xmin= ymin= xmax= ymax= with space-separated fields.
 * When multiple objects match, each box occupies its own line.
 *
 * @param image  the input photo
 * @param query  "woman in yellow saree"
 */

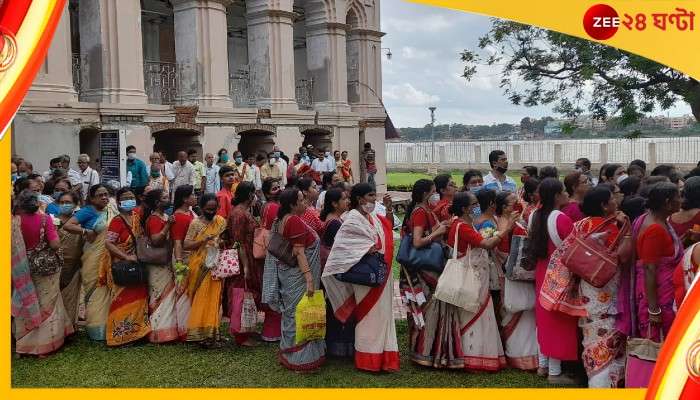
xmin=102 ymin=187 xmax=151 ymax=346
xmin=63 ymin=184 xmax=116 ymax=341
xmin=184 ymin=193 xmax=227 ymax=347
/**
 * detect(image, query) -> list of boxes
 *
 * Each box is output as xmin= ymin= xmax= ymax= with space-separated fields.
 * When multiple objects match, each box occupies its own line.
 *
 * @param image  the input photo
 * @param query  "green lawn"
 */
xmin=387 ymin=171 xmax=523 ymax=189
xmin=12 ymin=320 xmax=558 ymax=388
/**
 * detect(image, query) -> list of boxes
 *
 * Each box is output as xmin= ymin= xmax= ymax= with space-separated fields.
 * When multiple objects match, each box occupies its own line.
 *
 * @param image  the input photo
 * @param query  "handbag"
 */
xmin=503 ymin=278 xmax=535 ymax=313
xmin=111 ymin=215 xmax=148 ymax=287
xmin=504 ymin=224 xmax=535 ymax=281
xmin=136 ymin=217 xmax=172 ymax=265
xmin=211 ymin=247 xmax=241 ymax=279
xmin=228 ymin=286 xmax=258 ymax=335
xmin=26 ymin=214 xmax=64 ymax=276
xmin=396 ymin=206 xmax=445 ymax=273
xmin=561 ymin=217 xmax=625 ymax=288
xmin=253 ymin=227 xmax=270 ymax=260
xmin=336 ymin=252 xmax=387 ymax=287
xmin=268 ymin=217 xmax=298 ymax=267
xmin=625 ymin=326 xmax=663 ymax=388
xmin=433 ymin=223 xmax=482 ymax=312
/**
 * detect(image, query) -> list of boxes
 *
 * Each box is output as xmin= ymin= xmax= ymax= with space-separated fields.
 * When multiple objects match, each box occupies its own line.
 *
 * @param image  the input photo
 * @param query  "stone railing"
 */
xmin=386 ymin=137 xmax=700 ymax=172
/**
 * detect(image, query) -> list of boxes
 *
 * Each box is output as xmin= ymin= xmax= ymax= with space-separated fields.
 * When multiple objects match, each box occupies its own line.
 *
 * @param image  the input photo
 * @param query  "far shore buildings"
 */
xmin=14 ymin=0 xmax=391 ymax=190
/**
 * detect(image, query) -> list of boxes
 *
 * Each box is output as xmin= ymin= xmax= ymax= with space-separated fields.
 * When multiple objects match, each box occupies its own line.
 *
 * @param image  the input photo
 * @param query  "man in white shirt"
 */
xmin=203 ymin=153 xmax=220 ymax=194
xmin=311 ymin=152 xmax=334 ymax=173
xmin=157 ymin=151 xmax=175 ymax=183
xmin=171 ymin=151 xmax=196 ymax=195
xmin=42 ymin=157 xmax=63 ymax=182
xmin=483 ymin=149 xmax=517 ymax=193
xmin=77 ymin=153 xmax=100 ymax=200
xmin=272 ymin=146 xmax=288 ymax=187
xmin=61 ymin=154 xmax=83 ymax=186
xmin=245 ymin=154 xmax=262 ymax=190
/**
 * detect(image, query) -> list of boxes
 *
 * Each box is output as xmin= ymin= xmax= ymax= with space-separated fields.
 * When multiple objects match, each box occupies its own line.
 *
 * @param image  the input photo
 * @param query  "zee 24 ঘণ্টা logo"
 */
xmin=583 ymin=3 xmax=695 ymax=40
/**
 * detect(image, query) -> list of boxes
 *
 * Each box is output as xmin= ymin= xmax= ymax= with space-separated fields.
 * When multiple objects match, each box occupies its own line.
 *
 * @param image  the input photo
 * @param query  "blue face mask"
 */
xmin=52 ymin=191 xmax=64 ymax=200
xmin=165 ymin=206 xmax=174 ymax=216
xmin=11 ymin=173 xmax=18 ymax=183
xmin=220 ymin=154 xmax=229 ymax=163
xmin=469 ymin=185 xmax=483 ymax=194
xmin=119 ymin=199 xmax=137 ymax=212
xmin=470 ymin=205 xmax=482 ymax=220
xmin=235 ymin=157 xmax=243 ymax=165
xmin=59 ymin=204 xmax=75 ymax=215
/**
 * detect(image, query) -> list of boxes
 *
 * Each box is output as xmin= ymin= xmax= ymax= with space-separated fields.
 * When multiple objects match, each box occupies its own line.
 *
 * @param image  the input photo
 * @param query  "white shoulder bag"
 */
xmin=434 ymin=223 xmax=481 ymax=312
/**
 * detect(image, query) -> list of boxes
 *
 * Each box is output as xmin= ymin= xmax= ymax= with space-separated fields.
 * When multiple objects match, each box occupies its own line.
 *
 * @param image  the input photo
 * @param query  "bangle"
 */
xmin=648 ymin=306 xmax=662 ymax=315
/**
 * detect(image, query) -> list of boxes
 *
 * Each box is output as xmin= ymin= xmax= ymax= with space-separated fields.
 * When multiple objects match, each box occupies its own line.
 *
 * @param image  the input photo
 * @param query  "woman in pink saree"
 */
xmin=322 ymin=183 xmax=399 ymax=372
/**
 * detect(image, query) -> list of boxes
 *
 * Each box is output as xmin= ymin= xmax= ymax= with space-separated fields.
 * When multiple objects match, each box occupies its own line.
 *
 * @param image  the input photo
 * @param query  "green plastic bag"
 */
xmin=294 ymin=290 xmax=326 ymax=345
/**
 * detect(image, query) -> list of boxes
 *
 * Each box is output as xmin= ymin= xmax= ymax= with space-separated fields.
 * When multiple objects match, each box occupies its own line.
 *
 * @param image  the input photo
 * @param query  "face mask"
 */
xmin=273 ymin=152 xmax=281 ymax=159
xmin=325 ymin=152 xmax=331 ymax=158
xmin=160 ymin=201 xmax=172 ymax=211
xmin=470 ymin=205 xmax=482 ymax=220
xmin=202 ymin=210 xmax=217 ymax=220
xmin=235 ymin=157 xmax=242 ymax=165
xmin=220 ymin=154 xmax=229 ymax=163
xmin=428 ymin=193 xmax=440 ymax=206
xmin=52 ymin=191 xmax=64 ymax=200
xmin=11 ymin=173 xmax=18 ymax=183
xmin=119 ymin=199 xmax=137 ymax=212
xmin=496 ymin=166 xmax=508 ymax=174
xmin=19 ymin=172 xmax=28 ymax=178
xmin=151 ymin=170 xmax=160 ymax=178
xmin=617 ymin=174 xmax=629 ymax=184
xmin=127 ymin=153 xmax=136 ymax=160
xmin=165 ymin=206 xmax=174 ymax=216
xmin=269 ymin=159 xmax=276 ymax=166
xmin=38 ymin=194 xmax=53 ymax=204
xmin=361 ymin=201 xmax=375 ymax=214
xmin=59 ymin=204 xmax=75 ymax=215
xmin=469 ymin=185 xmax=483 ymax=194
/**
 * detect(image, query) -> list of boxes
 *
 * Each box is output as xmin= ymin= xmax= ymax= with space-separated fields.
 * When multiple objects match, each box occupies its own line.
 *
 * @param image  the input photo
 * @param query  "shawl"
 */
xmin=11 ymin=215 xmax=42 ymax=330
xmin=322 ymin=209 xmax=384 ymax=277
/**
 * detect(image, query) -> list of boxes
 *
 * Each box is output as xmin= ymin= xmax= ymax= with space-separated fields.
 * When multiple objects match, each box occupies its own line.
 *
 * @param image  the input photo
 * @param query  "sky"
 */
xmin=379 ymin=0 xmax=692 ymax=129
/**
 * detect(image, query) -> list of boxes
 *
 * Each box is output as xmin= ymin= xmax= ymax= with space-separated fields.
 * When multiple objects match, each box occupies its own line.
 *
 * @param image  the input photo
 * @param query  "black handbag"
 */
xmin=268 ymin=217 xmax=298 ymax=267
xmin=395 ymin=206 xmax=445 ymax=273
xmin=111 ymin=215 xmax=148 ymax=287
xmin=336 ymin=252 xmax=387 ymax=287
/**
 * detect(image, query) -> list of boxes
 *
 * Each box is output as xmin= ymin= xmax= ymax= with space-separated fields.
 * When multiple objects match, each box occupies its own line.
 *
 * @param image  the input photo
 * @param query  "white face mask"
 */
xmin=616 ymin=174 xmax=629 ymax=184
xmin=361 ymin=201 xmax=375 ymax=214
xmin=428 ymin=193 xmax=440 ymax=206
xmin=127 ymin=153 xmax=136 ymax=160
xmin=269 ymin=159 xmax=276 ymax=166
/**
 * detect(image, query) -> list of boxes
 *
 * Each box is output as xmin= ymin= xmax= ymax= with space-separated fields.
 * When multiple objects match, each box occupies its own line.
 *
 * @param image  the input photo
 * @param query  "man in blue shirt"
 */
xmin=483 ymin=149 xmax=517 ymax=193
xmin=126 ymin=145 xmax=149 ymax=198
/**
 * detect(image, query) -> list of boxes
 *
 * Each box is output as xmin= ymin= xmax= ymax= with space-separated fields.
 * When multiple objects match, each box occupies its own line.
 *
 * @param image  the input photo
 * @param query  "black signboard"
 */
xmin=99 ymin=130 xmax=121 ymax=183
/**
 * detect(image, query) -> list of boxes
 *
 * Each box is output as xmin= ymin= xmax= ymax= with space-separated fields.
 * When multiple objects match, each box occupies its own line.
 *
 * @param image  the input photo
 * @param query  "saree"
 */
xmin=13 ymin=216 xmax=74 ymax=355
xmin=226 ymin=206 xmax=282 ymax=343
xmin=58 ymin=225 xmax=83 ymax=329
xmin=185 ymin=215 xmax=227 ymax=342
xmin=81 ymin=206 xmax=115 ymax=341
xmin=577 ymin=217 xmax=626 ymax=387
xmin=500 ymin=309 xmax=538 ymax=370
xmin=101 ymin=213 xmax=151 ymax=346
xmin=262 ymin=218 xmax=326 ymax=371
xmin=323 ymin=210 xmax=398 ymax=371
xmin=145 ymin=214 xmax=178 ymax=343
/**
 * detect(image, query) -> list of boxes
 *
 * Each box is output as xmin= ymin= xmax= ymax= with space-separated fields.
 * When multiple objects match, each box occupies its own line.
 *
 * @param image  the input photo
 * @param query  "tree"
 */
xmin=460 ymin=20 xmax=700 ymax=124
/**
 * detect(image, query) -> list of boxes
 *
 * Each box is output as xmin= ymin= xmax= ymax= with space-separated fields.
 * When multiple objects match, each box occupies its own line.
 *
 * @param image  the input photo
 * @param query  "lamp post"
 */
xmin=429 ymin=106 xmax=436 ymax=165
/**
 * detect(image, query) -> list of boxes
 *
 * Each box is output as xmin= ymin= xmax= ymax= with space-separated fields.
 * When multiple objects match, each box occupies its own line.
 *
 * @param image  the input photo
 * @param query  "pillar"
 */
xmin=553 ymin=143 xmax=563 ymax=165
xmin=648 ymin=142 xmax=658 ymax=169
xmin=26 ymin=2 xmax=77 ymax=103
xmin=346 ymin=29 xmax=384 ymax=114
xmin=246 ymin=0 xmax=297 ymax=111
xmin=305 ymin=1 xmax=350 ymax=112
xmin=599 ymin=143 xmax=609 ymax=165
xmin=512 ymin=144 xmax=521 ymax=168
xmin=79 ymin=0 xmax=147 ymax=104
xmin=173 ymin=0 xmax=232 ymax=108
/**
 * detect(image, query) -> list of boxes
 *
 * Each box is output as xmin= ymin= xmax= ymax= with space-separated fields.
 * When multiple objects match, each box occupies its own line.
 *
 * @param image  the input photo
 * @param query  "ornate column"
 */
xmin=305 ymin=1 xmax=350 ymax=112
xmin=246 ymin=0 xmax=297 ymax=111
xmin=26 ymin=2 xmax=77 ymax=103
xmin=347 ymin=28 xmax=384 ymax=114
xmin=79 ymin=0 xmax=148 ymax=104
xmin=173 ymin=0 xmax=232 ymax=108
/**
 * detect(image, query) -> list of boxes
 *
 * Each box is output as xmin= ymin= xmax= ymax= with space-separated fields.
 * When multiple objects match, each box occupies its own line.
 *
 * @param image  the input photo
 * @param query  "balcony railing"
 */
xmin=71 ymin=53 xmax=82 ymax=96
xmin=143 ymin=60 xmax=179 ymax=105
xmin=296 ymin=78 xmax=313 ymax=110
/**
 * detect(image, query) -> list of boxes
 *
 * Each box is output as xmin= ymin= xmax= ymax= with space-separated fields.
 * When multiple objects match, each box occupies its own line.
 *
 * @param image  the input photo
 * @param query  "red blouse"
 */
xmin=432 ymin=199 xmax=451 ymax=222
xmin=405 ymin=206 xmax=437 ymax=236
xmin=283 ymin=214 xmax=316 ymax=247
xmin=145 ymin=214 xmax=167 ymax=237
xmin=446 ymin=222 xmax=484 ymax=255
xmin=262 ymin=201 xmax=280 ymax=230
xmin=170 ymin=211 xmax=194 ymax=241
xmin=637 ymin=223 xmax=674 ymax=265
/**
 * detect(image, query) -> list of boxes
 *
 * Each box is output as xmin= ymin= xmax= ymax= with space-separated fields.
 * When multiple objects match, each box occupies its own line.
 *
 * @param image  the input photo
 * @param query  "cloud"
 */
xmin=383 ymin=83 xmax=440 ymax=106
xmin=383 ymin=14 xmax=454 ymax=33
xmin=400 ymin=46 xmax=435 ymax=60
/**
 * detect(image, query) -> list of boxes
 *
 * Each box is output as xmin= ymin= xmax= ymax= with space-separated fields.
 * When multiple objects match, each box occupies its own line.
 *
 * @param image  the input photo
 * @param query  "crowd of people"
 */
xmin=10 ymin=142 xmax=700 ymax=388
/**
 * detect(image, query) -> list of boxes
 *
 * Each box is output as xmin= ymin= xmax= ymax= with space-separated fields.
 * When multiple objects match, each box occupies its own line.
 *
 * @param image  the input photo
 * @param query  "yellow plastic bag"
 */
xmin=294 ymin=290 xmax=326 ymax=345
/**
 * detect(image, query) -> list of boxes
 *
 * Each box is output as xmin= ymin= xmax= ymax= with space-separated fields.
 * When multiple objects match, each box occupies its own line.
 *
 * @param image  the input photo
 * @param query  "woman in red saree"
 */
xmin=102 ymin=187 xmax=151 ymax=346
xmin=529 ymin=178 xmax=579 ymax=385
xmin=432 ymin=174 xmax=456 ymax=222
xmin=670 ymin=176 xmax=700 ymax=247
xmin=170 ymin=185 xmax=197 ymax=341
xmin=619 ymin=182 xmax=683 ymax=342
xmin=322 ymin=183 xmax=398 ymax=371
xmin=227 ymin=182 xmax=281 ymax=345
xmin=577 ymin=186 xmax=629 ymax=387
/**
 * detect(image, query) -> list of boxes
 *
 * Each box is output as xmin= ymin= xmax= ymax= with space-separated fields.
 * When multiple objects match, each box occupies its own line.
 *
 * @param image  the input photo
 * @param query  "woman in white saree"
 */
xmin=322 ymin=183 xmax=399 ymax=372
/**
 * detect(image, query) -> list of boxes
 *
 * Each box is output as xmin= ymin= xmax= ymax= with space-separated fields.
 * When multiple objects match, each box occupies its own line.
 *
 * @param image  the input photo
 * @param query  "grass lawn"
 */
xmin=12 ymin=319 xmax=558 ymax=388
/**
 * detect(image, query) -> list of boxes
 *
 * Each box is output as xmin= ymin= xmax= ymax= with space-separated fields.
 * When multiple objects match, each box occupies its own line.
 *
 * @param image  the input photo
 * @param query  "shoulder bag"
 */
xmin=396 ymin=206 xmax=445 ymax=272
xmin=336 ymin=252 xmax=387 ymax=287
xmin=561 ymin=217 xmax=628 ymax=288
xmin=268 ymin=216 xmax=298 ymax=267
xmin=433 ymin=223 xmax=481 ymax=311
xmin=504 ymin=222 xmax=535 ymax=281
xmin=211 ymin=245 xmax=241 ymax=279
xmin=137 ymin=215 xmax=172 ymax=265
xmin=26 ymin=214 xmax=64 ymax=276
xmin=111 ymin=215 xmax=148 ymax=286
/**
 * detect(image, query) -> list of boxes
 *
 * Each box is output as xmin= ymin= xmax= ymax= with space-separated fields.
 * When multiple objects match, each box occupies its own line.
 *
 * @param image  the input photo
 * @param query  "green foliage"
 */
xmin=460 ymin=19 xmax=700 ymax=125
